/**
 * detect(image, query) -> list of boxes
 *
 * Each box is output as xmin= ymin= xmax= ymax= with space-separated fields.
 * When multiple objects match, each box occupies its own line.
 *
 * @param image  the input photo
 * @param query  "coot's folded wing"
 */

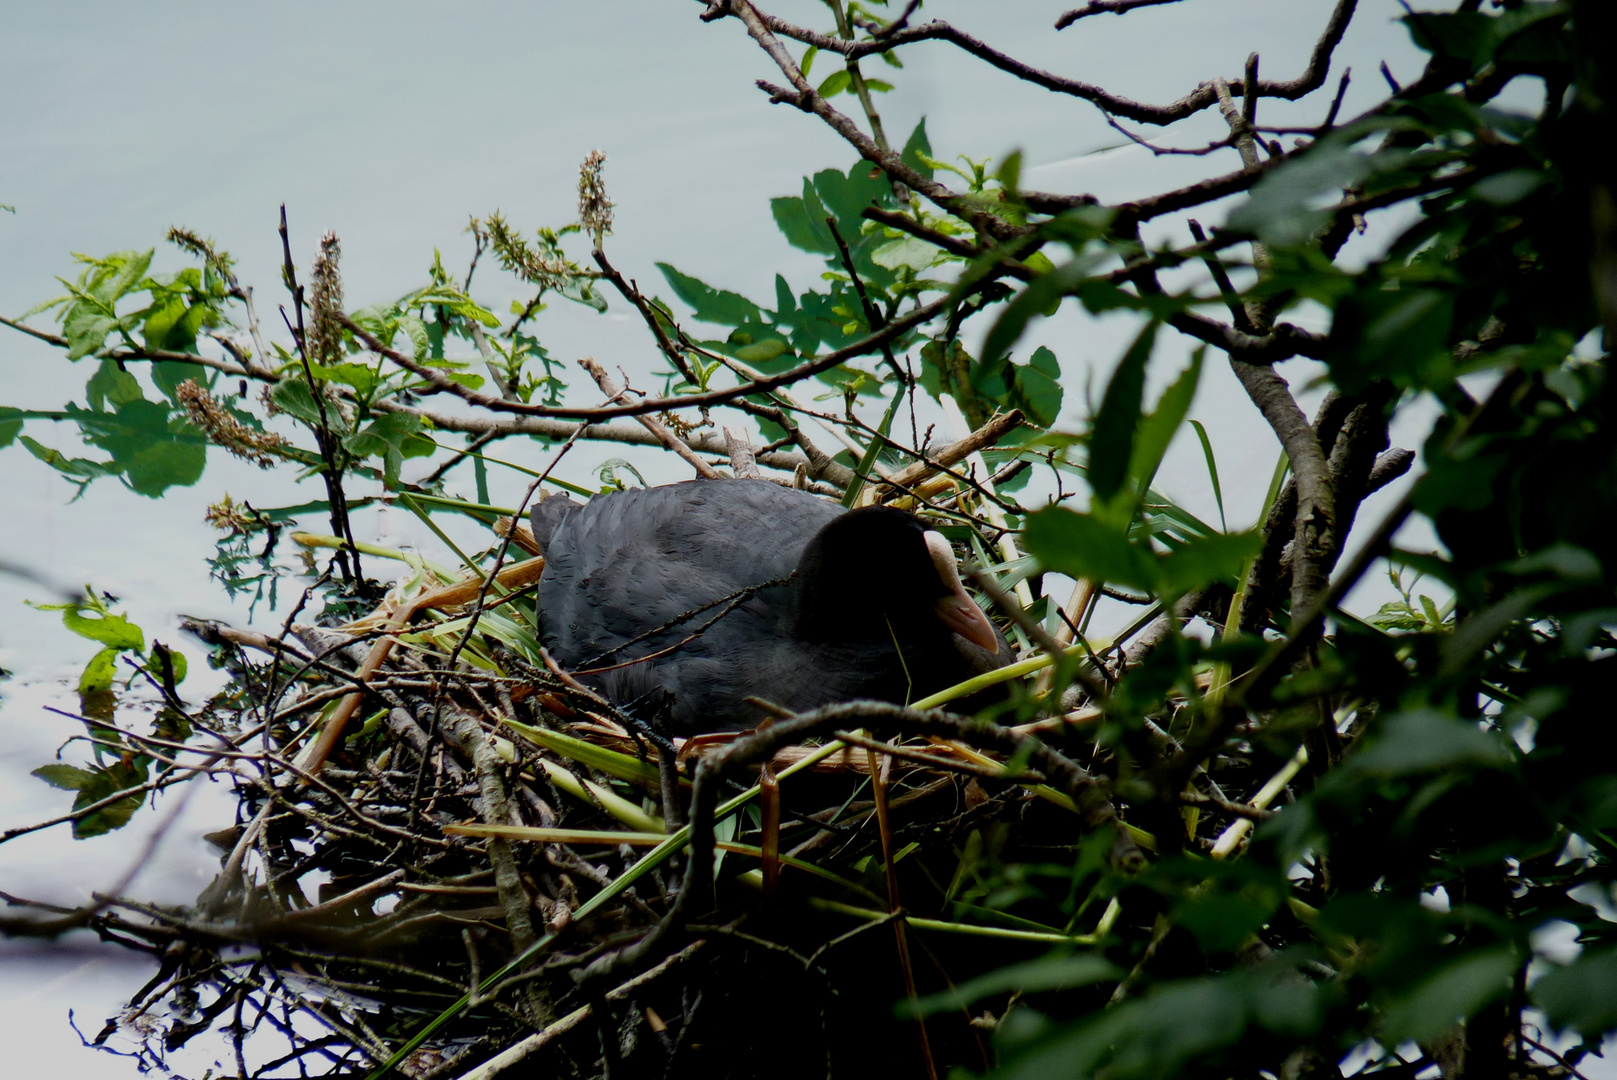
xmin=536 ymin=480 xmax=841 ymax=671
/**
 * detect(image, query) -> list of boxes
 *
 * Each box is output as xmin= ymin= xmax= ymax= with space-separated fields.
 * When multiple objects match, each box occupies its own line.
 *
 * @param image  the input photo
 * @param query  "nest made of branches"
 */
xmin=29 ymin=482 xmax=1297 ymax=1080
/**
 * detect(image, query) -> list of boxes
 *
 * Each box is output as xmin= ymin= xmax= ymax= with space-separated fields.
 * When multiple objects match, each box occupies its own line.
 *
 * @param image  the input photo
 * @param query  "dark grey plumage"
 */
xmin=533 ymin=480 xmax=1008 ymax=732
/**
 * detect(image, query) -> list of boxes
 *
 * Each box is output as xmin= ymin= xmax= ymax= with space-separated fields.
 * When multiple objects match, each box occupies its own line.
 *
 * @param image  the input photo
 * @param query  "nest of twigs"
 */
xmin=50 ymin=496 xmax=1281 ymax=1080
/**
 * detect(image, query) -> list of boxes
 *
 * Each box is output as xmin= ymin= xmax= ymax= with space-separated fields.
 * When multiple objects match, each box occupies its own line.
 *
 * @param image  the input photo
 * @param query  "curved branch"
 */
xmin=1056 ymin=0 xmax=1185 ymax=28
xmin=746 ymin=0 xmax=1357 ymax=127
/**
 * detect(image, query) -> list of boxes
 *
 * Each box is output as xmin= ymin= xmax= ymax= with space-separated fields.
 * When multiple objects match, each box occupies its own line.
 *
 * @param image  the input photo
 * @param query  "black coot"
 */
xmin=532 ymin=479 xmax=1009 ymax=732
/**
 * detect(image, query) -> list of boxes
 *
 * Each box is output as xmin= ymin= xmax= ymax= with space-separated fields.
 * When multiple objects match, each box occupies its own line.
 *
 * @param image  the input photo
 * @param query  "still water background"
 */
xmin=1 ymin=4 xmax=1512 ymax=1076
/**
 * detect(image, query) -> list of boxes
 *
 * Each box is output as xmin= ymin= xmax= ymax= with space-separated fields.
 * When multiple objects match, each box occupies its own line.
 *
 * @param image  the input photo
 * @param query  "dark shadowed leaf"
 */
xmin=1343 ymin=709 xmax=1513 ymax=778
xmin=1381 ymin=946 xmax=1518 ymax=1043
xmin=1533 ymin=947 xmax=1617 ymax=1037
xmin=32 ymin=763 xmax=96 ymax=791
xmin=1087 ymin=320 xmax=1157 ymax=506
xmin=1125 ymin=346 xmax=1202 ymax=507
xmin=907 ymin=955 xmax=1119 ymax=1017
xmin=1158 ymin=530 xmax=1262 ymax=598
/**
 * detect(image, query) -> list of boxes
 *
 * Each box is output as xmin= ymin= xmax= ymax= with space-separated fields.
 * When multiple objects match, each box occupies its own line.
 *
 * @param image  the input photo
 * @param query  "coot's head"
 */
xmin=792 ymin=506 xmax=1001 ymax=653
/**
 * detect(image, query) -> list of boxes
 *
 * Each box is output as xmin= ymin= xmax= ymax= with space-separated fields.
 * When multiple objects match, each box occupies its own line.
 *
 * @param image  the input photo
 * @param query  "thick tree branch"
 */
xmin=1227 ymin=360 xmax=1336 ymax=618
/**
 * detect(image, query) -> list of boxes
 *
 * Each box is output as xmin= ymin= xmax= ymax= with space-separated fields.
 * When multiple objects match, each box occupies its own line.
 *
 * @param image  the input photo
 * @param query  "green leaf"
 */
xmin=62 ymin=309 xmax=119 ymax=360
xmin=733 ymin=338 xmax=789 ymax=364
xmin=61 ymin=759 xmax=150 ymax=838
xmin=1157 ymin=530 xmax=1263 ymax=598
xmin=1187 ymin=420 xmax=1226 ymax=532
xmin=75 ymin=398 xmax=207 ymax=496
xmin=979 ymin=254 xmax=1105 ymax=370
xmin=656 ymin=264 xmax=764 ymax=327
xmin=1087 ymin=321 xmax=1157 ymax=507
xmin=771 ymin=180 xmax=838 ymax=256
xmin=810 ymin=163 xmax=891 ymax=231
xmin=817 ymin=68 xmax=852 ymax=98
xmin=61 ymin=607 xmax=145 ymax=651
xmin=19 ymin=436 xmax=121 ymax=483
xmin=1024 ymin=507 xmax=1155 ymax=592
xmin=870 ymin=234 xmax=942 ymax=272
xmin=344 ymin=412 xmax=437 ymax=488
xmin=1470 ymin=168 xmax=1547 ymax=206
xmin=1171 ymin=889 xmax=1280 ymax=954
xmin=268 ymin=378 xmax=334 ymax=428
xmin=148 ymin=642 xmax=188 ymax=685
xmin=1533 ymin=947 xmax=1617 ymax=1037
xmin=398 ymin=313 xmax=431 ymax=360
xmin=32 ymin=763 xmax=96 ymax=791
xmin=1326 ymin=285 xmax=1456 ymax=392
xmin=142 ymin=297 xmax=210 ymax=353
xmin=1381 ymin=946 xmax=1518 ymax=1043
xmin=310 ymin=361 xmax=381 ymax=397
xmin=1403 ymin=5 xmax=1570 ymax=70
xmin=1014 ymin=345 xmax=1064 ymax=427
xmin=86 ymin=359 xmax=145 ymax=411
xmin=1227 ymin=141 xmax=1376 ymax=247
xmin=899 ymin=120 xmax=933 ymax=182
xmin=91 ymin=249 xmax=154 ymax=308
xmin=996 ymin=150 xmax=1023 ymax=195
xmin=1123 ymin=345 xmax=1202 ymax=508
xmin=999 ymin=975 xmax=1247 ymax=1080
xmin=1344 ymin=709 xmax=1514 ymax=778
xmin=842 ymin=390 xmax=903 ymax=509
xmin=78 ymin=645 xmax=121 ymax=695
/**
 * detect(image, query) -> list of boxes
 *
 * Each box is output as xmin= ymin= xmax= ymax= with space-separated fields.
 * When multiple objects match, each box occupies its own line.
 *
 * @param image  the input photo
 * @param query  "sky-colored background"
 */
xmin=4 ymin=3 xmax=1579 ymax=1077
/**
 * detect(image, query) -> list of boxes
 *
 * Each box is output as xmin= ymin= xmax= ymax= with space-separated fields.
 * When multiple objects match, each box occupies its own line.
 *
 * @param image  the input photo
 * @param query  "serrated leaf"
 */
xmin=32 ymin=763 xmax=96 ymax=791
xmin=60 ymin=606 xmax=145 ymax=650
xmin=398 ymin=313 xmax=431 ymax=359
xmin=771 ymin=180 xmax=838 ymax=256
xmin=656 ymin=264 xmax=764 ymax=326
xmin=62 ymin=309 xmax=119 ymax=360
xmin=90 ymin=249 xmax=154 ymax=308
xmin=19 ymin=436 xmax=121 ymax=481
xmin=268 ymin=378 xmax=332 ymax=427
xmin=86 ymin=359 xmax=145 ymax=411
xmin=344 ymin=412 xmax=437 ymax=488
xmin=1014 ymin=345 xmax=1064 ymax=427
